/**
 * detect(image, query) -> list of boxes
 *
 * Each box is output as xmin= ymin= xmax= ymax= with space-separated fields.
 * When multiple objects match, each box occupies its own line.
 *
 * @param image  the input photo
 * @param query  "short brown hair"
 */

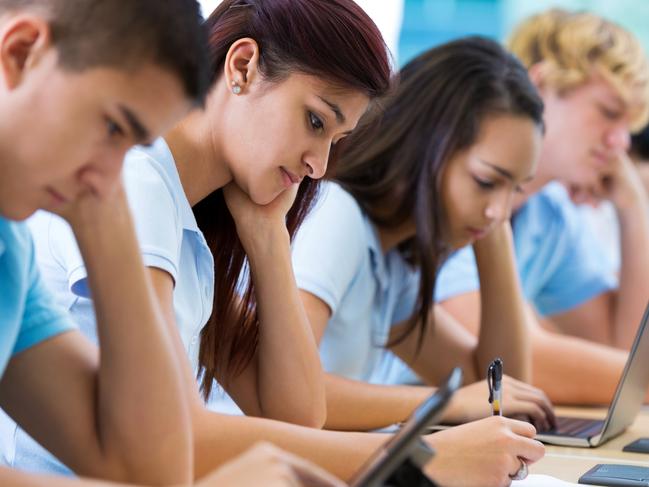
xmin=0 ymin=0 xmax=210 ymax=105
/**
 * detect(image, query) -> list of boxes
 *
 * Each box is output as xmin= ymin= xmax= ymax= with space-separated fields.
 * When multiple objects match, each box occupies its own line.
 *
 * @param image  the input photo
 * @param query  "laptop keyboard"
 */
xmin=540 ymin=417 xmax=605 ymax=438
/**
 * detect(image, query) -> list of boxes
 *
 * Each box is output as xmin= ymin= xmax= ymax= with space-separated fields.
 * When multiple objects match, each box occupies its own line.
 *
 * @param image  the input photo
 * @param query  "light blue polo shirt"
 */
xmin=436 ymin=181 xmax=618 ymax=315
xmin=292 ymin=182 xmax=420 ymax=384
xmin=0 ymin=138 xmax=238 ymax=476
xmin=0 ymin=218 xmax=73 ymax=467
xmin=0 ymin=217 xmax=73 ymax=376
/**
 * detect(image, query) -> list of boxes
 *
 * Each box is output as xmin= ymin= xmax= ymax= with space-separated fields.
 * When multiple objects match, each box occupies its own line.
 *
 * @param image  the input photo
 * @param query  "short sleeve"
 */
xmin=13 ymin=234 xmax=73 ymax=356
xmin=532 ymin=199 xmax=617 ymax=316
xmin=46 ymin=151 xmax=184 ymax=298
xmin=292 ymin=184 xmax=368 ymax=314
xmin=434 ymin=246 xmax=480 ymax=302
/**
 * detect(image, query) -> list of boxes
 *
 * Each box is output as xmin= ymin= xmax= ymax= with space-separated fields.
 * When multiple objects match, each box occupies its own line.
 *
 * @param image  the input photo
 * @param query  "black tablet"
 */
xmin=350 ymin=367 xmax=463 ymax=487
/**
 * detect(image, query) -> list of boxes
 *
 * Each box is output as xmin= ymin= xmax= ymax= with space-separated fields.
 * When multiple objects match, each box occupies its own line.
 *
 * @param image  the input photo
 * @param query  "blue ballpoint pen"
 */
xmin=488 ymin=358 xmax=503 ymax=416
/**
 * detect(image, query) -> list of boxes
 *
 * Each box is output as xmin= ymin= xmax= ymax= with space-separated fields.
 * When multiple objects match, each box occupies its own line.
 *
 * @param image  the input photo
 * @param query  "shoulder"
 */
xmin=514 ymin=182 xmax=587 ymax=247
xmin=0 ymin=218 xmax=38 ymax=277
xmin=295 ymin=182 xmax=369 ymax=255
xmin=520 ymin=182 xmax=578 ymax=226
xmin=123 ymin=141 xmax=178 ymax=198
xmin=302 ymin=182 xmax=366 ymax=235
xmin=121 ymin=140 xmax=184 ymax=229
xmin=0 ymin=217 xmax=31 ymax=252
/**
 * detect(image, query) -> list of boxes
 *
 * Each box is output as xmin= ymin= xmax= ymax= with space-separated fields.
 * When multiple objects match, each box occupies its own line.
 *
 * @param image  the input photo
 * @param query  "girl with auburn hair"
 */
xmin=194 ymin=0 xmax=391 ymax=402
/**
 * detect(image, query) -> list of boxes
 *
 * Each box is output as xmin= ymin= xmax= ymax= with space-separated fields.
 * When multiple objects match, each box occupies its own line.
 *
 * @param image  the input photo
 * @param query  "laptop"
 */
xmin=535 ymin=300 xmax=649 ymax=447
xmin=350 ymin=367 xmax=463 ymax=487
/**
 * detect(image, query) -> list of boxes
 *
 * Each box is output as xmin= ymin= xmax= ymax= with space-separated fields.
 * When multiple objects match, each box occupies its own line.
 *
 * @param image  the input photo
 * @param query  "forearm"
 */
xmin=0 ymin=468 xmax=176 ymax=487
xmin=192 ymin=409 xmax=384 ymax=482
xmin=245 ymin=227 xmax=326 ymax=427
xmin=71 ymin=204 xmax=191 ymax=483
xmin=530 ymin=324 xmax=630 ymax=405
xmin=474 ymin=224 xmax=530 ymax=381
xmin=614 ymin=196 xmax=649 ymax=348
xmin=324 ymin=374 xmax=432 ymax=431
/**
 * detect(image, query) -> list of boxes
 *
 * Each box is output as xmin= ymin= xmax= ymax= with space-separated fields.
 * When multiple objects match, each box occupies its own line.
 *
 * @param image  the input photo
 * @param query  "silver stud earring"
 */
xmin=231 ymin=80 xmax=242 ymax=95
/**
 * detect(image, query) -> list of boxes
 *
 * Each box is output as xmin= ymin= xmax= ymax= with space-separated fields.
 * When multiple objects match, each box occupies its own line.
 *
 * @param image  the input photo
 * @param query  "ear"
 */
xmin=223 ymin=38 xmax=260 ymax=95
xmin=527 ymin=62 xmax=547 ymax=93
xmin=0 ymin=14 xmax=51 ymax=91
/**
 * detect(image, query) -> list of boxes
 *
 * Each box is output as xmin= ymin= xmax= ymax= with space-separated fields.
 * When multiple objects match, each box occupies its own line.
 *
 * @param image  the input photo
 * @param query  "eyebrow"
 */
xmin=118 ymin=105 xmax=152 ymax=145
xmin=318 ymin=96 xmax=346 ymax=124
xmin=479 ymin=159 xmax=534 ymax=182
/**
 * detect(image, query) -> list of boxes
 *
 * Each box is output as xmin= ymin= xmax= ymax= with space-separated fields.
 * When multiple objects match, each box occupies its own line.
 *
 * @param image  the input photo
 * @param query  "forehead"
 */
xmin=467 ymin=114 xmax=541 ymax=176
xmin=562 ymin=75 xmax=627 ymax=108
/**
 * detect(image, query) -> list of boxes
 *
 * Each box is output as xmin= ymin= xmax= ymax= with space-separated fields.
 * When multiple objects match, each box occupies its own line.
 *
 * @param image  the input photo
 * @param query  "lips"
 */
xmin=46 ymin=187 xmax=68 ymax=205
xmin=591 ymin=150 xmax=611 ymax=166
xmin=280 ymin=167 xmax=303 ymax=186
xmin=466 ymin=226 xmax=490 ymax=239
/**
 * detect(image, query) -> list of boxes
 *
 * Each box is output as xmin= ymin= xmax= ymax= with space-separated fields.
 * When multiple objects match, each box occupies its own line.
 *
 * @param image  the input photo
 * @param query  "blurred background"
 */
xmin=398 ymin=0 xmax=649 ymax=66
xmin=199 ymin=1 xmax=649 ymax=68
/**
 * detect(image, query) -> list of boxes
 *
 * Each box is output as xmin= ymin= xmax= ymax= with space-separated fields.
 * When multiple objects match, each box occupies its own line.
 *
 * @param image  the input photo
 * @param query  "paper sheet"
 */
xmin=512 ymin=474 xmax=580 ymax=486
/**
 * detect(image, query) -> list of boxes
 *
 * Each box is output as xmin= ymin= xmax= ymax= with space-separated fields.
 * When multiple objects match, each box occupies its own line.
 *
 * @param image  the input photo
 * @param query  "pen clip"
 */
xmin=487 ymin=362 xmax=494 ymax=404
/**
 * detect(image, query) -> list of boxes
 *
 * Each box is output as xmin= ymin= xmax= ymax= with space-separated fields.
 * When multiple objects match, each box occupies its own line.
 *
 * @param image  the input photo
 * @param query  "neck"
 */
xmin=376 ymin=219 xmax=416 ymax=254
xmin=165 ymin=104 xmax=232 ymax=207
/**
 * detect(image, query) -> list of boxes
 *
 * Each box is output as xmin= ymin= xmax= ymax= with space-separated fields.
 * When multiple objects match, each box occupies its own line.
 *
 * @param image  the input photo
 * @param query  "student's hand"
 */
xmin=443 ymin=375 xmax=556 ymax=431
xmin=424 ymin=416 xmax=545 ymax=487
xmin=195 ymin=442 xmax=346 ymax=487
xmin=568 ymin=151 xmax=647 ymax=209
xmin=51 ymin=176 xmax=131 ymax=232
xmin=600 ymin=151 xmax=649 ymax=211
xmin=223 ymin=182 xmax=299 ymax=250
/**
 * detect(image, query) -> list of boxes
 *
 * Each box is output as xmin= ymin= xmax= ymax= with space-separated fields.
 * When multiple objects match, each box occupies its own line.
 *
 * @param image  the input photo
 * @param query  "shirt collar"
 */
xmin=145 ymin=138 xmax=200 ymax=234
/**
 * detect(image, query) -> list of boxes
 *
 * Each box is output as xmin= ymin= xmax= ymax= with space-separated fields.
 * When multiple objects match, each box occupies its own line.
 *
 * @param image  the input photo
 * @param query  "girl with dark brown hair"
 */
xmin=292 ymin=35 xmax=554 ymax=457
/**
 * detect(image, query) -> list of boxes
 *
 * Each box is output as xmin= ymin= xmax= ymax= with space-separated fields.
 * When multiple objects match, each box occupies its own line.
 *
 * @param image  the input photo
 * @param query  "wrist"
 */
xmin=240 ymin=223 xmax=290 ymax=260
xmin=614 ymin=190 xmax=649 ymax=221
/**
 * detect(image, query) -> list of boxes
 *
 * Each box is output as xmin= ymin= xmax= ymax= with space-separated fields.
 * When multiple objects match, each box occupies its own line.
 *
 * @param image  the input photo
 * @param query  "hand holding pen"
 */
xmin=488 ymin=358 xmax=529 ymax=481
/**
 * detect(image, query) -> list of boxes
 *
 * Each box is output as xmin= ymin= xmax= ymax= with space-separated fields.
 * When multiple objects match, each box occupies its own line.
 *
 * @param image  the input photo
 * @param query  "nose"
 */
xmin=101 ymin=146 xmax=129 ymax=185
xmin=606 ymin=123 xmax=631 ymax=152
xmin=82 ymin=147 xmax=128 ymax=196
xmin=302 ymin=141 xmax=331 ymax=180
xmin=484 ymin=189 xmax=513 ymax=222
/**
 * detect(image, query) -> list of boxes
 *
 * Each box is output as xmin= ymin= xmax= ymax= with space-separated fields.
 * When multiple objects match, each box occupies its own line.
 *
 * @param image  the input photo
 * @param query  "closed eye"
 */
xmin=599 ymin=104 xmax=623 ymax=121
xmin=474 ymin=176 xmax=495 ymax=190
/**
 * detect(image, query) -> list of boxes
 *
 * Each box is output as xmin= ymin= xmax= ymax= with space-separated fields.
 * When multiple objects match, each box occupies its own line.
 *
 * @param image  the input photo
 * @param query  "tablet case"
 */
xmin=623 ymin=438 xmax=649 ymax=454
xmin=579 ymin=464 xmax=649 ymax=486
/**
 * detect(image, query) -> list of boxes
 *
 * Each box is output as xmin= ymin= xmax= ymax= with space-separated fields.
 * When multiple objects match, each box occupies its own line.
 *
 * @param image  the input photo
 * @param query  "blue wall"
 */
xmin=398 ymin=0 xmax=649 ymax=67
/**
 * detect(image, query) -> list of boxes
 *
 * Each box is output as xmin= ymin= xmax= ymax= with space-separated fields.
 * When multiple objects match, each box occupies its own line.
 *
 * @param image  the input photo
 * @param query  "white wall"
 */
xmin=197 ymin=0 xmax=403 ymax=63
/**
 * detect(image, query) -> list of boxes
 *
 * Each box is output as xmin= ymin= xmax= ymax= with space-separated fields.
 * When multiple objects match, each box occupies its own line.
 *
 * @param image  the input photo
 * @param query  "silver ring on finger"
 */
xmin=509 ymin=458 xmax=528 ymax=481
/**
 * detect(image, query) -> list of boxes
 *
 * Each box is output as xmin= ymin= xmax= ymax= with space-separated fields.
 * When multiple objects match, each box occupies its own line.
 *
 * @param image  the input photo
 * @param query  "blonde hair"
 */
xmin=507 ymin=9 xmax=649 ymax=131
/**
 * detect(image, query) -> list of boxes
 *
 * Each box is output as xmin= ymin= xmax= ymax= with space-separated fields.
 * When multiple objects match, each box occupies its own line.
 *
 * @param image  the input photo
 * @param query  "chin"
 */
xmin=250 ymin=190 xmax=280 ymax=207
